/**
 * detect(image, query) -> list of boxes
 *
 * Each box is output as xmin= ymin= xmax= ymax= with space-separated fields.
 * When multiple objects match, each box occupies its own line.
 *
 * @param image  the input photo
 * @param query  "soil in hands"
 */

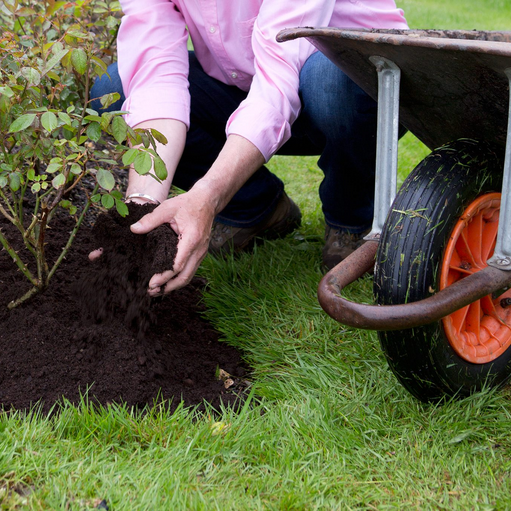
xmin=0 ymin=203 xmax=248 ymax=414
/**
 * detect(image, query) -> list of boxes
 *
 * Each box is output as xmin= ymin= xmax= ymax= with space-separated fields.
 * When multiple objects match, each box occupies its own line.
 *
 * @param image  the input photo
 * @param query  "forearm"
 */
xmin=191 ymin=134 xmax=265 ymax=214
xmin=126 ymin=118 xmax=187 ymax=203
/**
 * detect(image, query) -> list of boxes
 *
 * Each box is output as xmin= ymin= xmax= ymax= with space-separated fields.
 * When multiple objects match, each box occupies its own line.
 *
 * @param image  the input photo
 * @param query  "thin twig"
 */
xmin=48 ymin=184 xmax=98 ymax=281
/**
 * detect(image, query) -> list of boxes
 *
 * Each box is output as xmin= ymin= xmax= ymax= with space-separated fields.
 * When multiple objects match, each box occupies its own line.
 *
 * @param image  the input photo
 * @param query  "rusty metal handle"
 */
xmin=318 ymin=241 xmax=511 ymax=331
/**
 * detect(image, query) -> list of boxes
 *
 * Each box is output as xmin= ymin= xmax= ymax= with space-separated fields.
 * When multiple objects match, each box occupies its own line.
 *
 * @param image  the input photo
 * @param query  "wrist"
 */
xmin=192 ymin=178 xmax=226 ymax=215
xmin=125 ymin=193 xmax=161 ymax=205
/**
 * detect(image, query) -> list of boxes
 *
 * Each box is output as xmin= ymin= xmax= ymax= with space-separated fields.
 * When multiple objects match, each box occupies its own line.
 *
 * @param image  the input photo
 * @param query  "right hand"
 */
xmin=129 ymin=186 xmax=217 ymax=295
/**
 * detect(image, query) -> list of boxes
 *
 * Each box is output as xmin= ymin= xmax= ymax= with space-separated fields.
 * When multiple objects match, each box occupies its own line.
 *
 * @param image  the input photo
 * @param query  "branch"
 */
xmin=0 ymin=227 xmax=38 ymax=286
xmin=47 ymin=183 xmax=99 ymax=281
xmin=7 ymin=285 xmax=40 ymax=310
xmin=0 ymin=201 xmax=16 ymax=225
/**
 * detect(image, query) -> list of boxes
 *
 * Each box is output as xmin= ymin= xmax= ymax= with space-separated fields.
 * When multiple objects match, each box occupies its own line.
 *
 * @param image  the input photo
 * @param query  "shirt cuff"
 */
xmin=122 ymin=87 xmax=190 ymax=129
xmin=226 ymin=101 xmax=292 ymax=162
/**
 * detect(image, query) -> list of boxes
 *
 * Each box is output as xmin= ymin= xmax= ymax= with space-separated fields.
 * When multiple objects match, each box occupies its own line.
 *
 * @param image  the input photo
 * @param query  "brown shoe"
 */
xmin=209 ymin=192 xmax=302 ymax=256
xmin=322 ymin=226 xmax=371 ymax=271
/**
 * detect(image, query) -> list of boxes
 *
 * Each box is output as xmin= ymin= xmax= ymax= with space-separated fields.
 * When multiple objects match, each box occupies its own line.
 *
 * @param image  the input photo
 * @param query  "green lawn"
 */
xmin=2 ymin=1 xmax=511 ymax=509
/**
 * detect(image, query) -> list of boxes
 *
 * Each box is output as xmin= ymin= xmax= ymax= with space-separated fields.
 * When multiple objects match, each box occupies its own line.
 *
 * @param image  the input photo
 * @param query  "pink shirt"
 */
xmin=118 ymin=1 xmax=408 ymax=162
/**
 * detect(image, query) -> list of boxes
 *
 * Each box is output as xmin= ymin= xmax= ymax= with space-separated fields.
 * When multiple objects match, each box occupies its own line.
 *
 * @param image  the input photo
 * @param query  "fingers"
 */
xmin=130 ymin=204 xmax=168 ymax=234
xmin=147 ymin=232 xmax=208 ymax=295
xmin=88 ymin=248 xmax=103 ymax=261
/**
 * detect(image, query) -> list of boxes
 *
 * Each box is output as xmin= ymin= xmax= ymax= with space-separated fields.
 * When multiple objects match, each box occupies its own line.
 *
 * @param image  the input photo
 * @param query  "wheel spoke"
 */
xmin=465 ymin=300 xmax=481 ymax=339
xmin=480 ymin=294 xmax=496 ymax=317
xmin=481 ymin=216 xmax=499 ymax=262
xmin=467 ymin=211 xmax=484 ymax=266
xmin=449 ymin=304 xmax=470 ymax=332
xmin=456 ymin=232 xmax=479 ymax=270
xmin=448 ymin=248 xmax=475 ymax=279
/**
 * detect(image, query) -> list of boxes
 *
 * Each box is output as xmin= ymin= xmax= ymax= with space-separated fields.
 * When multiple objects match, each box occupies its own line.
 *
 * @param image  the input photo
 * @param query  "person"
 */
xmin=90 ymin=0 xmax=408 ymax=296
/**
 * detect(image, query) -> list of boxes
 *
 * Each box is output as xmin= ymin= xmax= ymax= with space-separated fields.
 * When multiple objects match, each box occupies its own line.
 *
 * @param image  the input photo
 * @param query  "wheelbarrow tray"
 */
xmin=278 ymin=28 xmax=511 ymax=150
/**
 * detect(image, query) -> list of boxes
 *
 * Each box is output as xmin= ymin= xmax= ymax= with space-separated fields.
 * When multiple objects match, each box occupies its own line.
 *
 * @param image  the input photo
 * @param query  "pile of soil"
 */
xmin=0 ymin=203 xmax=248 ymax=414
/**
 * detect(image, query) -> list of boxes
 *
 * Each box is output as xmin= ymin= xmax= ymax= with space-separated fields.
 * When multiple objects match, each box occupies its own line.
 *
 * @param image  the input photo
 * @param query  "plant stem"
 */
xmin=36 ymin=204 xmax=49 ymax=284
xmin=0 ymin=188 xmax=17 ymax=219
xmin=0 ymin=201 xmax=16 ymax=225
xmin=0 ymin=227 xmax=38 ymax=286
xmin=7 ymin=285 xmax=41 ymax=310
xmin=48 ymin=184 xmax=98 ymax=281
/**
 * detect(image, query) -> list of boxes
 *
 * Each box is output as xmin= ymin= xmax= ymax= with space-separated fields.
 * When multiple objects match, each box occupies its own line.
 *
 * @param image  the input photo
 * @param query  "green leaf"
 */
xmin=150 ymin=129 xmax=168 ymax=145
xmin=58 ymin=112 xmax=72 ymax=126
xmin=0 ymin=175 xmax=8 ymax=188
xmin=84 ymin=114 xmax=102 ymax=123
xmin=31 ymin=182 xmax=41 ymax=193
xmin=51 ymin=41 xmax=64 ymax=55
xmin=101 ymin=194 xmax=114 ymax=209
xmin=111 ymin=116 xmax=127 ymax=144
xmin=100 ymin=112 xmax=113 ymax=131
xmin=9 ymin=173 xmax=21 ymax=192
xmin=52 ymin=173 xmax=66 ymax=188
xmin=86 ymin=122 xmax=101 ymax=142
xmin=27 ymin=169 xmax=36 ymax=181
xmin=67 ymin=29 xmax=93 ymax=40
xmin=41 ymin=47 xmax=69 ymax=77
xmin=122 ymin=148 xmax=138 ymax=166
xmin=91 ymin=193 xmax=101 ymax=203
xmin=133 ymin=151 xmax=152 ymax=175
xmin=0 ymin=86 xmax=15 ymax=98
xmin=115 ymin=199 xmax=129 ymax=217
xmin=154 ymin=156 xmax=168 ymax=181
xmin=99 ymin=92 xmax=121 ymax=109
xmin=71 ymin=48 xmax=87 ymax=75
xmin=20 ymin=67 xmax=41 ymax=86
xmin=140 ymin=132 xmax=151 ymax=149
xmin=41 ymin=111 xmax=58 ymax=133
xmin=46 ymin=71 xmax=60 ymax=81
xmin=91 ymin=56 xmax=108 ymax=74
xmin=8 ymin=113 xmax=36 ymax=133
xmin=70 ymin=163 xmax=82 ymax=175
xmin=96 ymin=168 xmax=115 ymax=191
xmin=45 ymin=162 xmax=61 ymax=174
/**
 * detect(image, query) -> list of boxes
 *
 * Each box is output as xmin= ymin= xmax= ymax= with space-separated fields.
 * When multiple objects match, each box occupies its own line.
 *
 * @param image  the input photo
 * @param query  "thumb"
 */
xmin=130 ymin=208 xmax=165 ymax=234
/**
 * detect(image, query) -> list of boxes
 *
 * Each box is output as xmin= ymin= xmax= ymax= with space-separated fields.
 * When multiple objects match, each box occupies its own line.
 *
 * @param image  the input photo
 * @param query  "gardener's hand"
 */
xmin=131 ymin=185 xmax=217 ymax=295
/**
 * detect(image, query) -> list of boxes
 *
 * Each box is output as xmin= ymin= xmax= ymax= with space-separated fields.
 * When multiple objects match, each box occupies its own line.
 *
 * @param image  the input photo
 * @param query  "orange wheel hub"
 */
xmin=440 ymin=193 xmax=511 ymax=364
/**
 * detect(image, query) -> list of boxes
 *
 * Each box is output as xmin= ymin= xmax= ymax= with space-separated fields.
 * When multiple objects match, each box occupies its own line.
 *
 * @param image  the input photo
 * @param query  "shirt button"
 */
xmin=231 ymin=72 xmax=238 ymax=79
xmin=209 ymin=26 xmax=216 ymax=33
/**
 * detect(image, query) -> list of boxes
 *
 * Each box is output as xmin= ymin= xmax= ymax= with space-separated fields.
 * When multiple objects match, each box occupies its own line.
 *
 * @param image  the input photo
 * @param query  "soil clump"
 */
xmin=0 ymin=203 xmax=248 ymax=414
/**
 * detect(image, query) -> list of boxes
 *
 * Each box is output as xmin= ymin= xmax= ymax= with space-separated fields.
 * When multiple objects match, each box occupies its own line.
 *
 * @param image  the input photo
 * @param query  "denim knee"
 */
xmin=89 ymin=62 xmax=125 ymax=112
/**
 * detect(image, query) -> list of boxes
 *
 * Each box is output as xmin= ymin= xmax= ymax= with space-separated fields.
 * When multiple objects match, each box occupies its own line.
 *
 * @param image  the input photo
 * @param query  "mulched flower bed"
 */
xmin=0 ymin=203 xmax=248 ymax=414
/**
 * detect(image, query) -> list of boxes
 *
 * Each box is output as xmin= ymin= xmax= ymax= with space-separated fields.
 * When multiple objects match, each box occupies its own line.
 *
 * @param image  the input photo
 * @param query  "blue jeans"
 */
xmin=91 ymin=51 xmax=379 ymax=233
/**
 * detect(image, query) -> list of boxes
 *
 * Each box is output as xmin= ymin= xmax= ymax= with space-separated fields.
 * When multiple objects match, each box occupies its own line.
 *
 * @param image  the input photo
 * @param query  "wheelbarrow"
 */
xmin=277 ymin=27 xmax=511 ymax=402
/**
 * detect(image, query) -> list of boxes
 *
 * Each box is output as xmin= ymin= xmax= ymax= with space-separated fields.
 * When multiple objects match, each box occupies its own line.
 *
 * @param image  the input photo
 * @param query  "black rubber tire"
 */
xmin=374 ymin=138 xmax=511 ymax=402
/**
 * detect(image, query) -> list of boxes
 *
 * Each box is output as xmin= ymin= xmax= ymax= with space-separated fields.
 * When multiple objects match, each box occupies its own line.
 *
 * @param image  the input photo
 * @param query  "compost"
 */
xmin=0 ymin=203 xmax=248 ymax=414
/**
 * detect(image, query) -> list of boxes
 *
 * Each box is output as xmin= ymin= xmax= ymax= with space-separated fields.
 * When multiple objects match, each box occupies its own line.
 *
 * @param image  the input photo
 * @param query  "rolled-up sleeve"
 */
xmin=226 ymin=1 xmax=336 ymax=162
xmin=118 ymin=0 xmax=190 ymax=128
xmin=226 ymin=0 xmax=407 ymax=162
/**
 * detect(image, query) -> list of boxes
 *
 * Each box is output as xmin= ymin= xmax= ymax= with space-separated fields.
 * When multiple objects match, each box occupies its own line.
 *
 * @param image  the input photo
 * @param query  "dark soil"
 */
xmin=0 ymin=203 xmax=248 ymax=414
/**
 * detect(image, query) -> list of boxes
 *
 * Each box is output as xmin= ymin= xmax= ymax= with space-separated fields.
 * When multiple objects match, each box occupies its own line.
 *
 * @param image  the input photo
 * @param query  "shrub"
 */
xmin=0 ymin=0 xmax=167 ymax=309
